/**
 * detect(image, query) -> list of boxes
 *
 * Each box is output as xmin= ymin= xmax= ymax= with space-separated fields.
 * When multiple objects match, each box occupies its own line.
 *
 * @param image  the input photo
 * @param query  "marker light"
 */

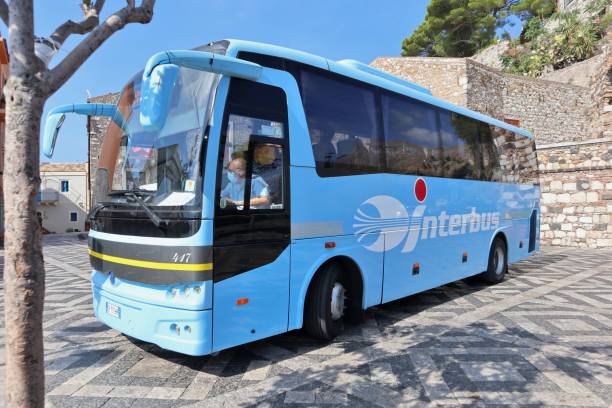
xmin=236 ymin=298 xmax=249 ymax=306
xmin=325 ymin=242 xmax=336 ymax=249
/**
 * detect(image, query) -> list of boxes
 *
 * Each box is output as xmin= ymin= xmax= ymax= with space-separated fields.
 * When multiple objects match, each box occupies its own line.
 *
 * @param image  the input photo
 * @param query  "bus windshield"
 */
xmin=97 ymin=67 xmax=218 ymax=210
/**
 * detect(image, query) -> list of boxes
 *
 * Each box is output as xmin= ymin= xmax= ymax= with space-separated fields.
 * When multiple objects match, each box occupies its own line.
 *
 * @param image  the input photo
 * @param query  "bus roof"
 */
xmin=222 ymin=39 xmax=533 ymax=139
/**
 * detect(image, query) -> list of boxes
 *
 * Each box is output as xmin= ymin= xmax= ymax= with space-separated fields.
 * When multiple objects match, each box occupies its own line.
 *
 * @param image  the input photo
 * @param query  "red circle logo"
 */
xmin=415 ymin=178 xmax=427 ymax=202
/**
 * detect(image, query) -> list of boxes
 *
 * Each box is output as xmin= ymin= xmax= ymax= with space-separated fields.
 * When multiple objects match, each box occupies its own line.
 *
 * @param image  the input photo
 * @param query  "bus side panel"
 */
xmin=212 ymin=247 xmax=290 ymax=352
xmin=381 ymin=227 xmax=491 ymax=303
xmin=288 ymin=235 xmax=383 ymax=331
xmin=381 ymin=175 xmax=496 ymax=302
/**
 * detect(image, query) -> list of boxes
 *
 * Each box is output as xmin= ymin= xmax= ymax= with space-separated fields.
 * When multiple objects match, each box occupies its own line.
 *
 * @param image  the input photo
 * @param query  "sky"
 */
xmin=3 ymin=1 xmax=521 ymax=163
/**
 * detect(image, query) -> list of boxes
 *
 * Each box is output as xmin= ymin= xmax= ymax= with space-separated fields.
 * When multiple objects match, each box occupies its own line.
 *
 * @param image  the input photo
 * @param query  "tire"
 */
xmin=481 ymin=237 xmax=507 ymax=284
xmin=304 ymin=262 xmax=346 ymax=340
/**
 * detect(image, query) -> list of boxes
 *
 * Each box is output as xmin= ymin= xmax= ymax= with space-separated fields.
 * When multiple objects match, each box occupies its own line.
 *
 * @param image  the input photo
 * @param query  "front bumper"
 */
xmin=92 ymin=283 xmax=212 ymax=356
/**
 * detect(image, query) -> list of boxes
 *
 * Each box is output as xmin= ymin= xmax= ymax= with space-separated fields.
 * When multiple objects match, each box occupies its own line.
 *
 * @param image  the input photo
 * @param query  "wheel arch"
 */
xmin=488 ymin=226 xmax=509 ymax=255
xmin=297 ymin=255 xmax=365 ymax=329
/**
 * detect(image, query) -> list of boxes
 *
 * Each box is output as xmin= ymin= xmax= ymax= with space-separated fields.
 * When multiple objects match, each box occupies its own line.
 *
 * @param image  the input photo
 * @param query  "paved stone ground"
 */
xmin=0 ymin=235 xmax=611 ymax=407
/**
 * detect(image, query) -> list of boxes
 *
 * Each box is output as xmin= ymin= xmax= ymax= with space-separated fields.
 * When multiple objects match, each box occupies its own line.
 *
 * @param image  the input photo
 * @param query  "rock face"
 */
xmin=471 ymin=41 xmax=509 ymax=70
xmin=372 ymin=48 xmax=611 ymax=248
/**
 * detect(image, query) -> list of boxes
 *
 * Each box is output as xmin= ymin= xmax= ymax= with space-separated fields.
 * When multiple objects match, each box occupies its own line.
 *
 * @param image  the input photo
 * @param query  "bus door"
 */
xmin=212 ymin=71 xmax=291 ymax=351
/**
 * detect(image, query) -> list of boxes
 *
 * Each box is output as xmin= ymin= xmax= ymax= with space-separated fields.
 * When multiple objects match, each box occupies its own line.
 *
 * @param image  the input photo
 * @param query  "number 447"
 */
xmin=172 ymin=252 xmax=191 ymax=263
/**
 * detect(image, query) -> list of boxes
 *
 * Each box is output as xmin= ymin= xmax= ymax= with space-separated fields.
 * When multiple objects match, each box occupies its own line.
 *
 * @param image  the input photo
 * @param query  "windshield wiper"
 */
xmin=124 ymin=191 xmax=165 ymax=230
xmin=107 ymin=188 xmax=156 ymax=196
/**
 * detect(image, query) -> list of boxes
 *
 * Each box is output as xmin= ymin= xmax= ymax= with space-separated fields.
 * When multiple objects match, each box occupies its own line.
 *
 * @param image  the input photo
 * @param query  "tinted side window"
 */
xmin=490 ymin=125 xmax=539 ymax=185
xmin=439 ymin=112 xmax=480 ymax=180
xmin=478 ymin=123 xmax=502 ymax=182
xmin=301 ymin=69 xmax=382 ymax=176
xmin=381 ymin=94 xmax=443 ymax=177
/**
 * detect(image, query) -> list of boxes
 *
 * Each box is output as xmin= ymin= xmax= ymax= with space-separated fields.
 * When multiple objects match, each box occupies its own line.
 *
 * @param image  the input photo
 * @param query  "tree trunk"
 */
xmin=3 ymin=76 xmax=47 ymax=406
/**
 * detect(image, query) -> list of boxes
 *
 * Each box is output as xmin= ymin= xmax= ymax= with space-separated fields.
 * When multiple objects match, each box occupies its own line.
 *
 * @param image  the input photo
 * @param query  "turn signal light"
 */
xmin=325 ymin=242 xmax=336 ymax=249
xmin=236 ymin=298 xmax=249 ymax=306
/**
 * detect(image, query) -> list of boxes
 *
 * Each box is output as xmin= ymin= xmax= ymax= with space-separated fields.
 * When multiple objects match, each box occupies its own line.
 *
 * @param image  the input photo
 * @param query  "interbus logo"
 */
xmin=353 ymin=195 xmax=500 ymax=253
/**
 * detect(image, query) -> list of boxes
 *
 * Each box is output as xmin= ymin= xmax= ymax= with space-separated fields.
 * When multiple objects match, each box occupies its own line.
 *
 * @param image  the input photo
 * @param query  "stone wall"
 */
xmin=466 ymin=60 xmax=592 ymax=145
xmin=540 ymin=51 xmax=606 ymax=88
xmin=538 ymin=139 xmax=612 ymax=247
xmin=370 ymin=57 xmax=467 ymax=105
xmin=87 ymin=92 xmax=119 ymax=204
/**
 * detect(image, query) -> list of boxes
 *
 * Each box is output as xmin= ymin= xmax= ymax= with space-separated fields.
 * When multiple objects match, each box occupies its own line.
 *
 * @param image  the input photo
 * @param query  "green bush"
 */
xmin=501 ymin=2 xmax=610 ymax=77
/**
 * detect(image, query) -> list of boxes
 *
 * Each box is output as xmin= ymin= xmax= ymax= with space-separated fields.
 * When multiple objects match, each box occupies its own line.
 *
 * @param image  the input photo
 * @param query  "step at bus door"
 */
xmin=211 ymin=69 xmax=295 ymax=352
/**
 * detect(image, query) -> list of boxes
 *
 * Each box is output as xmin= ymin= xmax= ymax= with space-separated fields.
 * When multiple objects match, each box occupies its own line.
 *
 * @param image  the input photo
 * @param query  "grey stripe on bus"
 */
xmin=291 ymin=221 xmax=345 ymax=239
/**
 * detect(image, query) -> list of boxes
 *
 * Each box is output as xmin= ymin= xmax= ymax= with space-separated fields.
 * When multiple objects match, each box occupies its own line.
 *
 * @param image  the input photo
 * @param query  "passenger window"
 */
xmin=300 ymin=69 xmax=382 ymax=176
xmin=439 ymin=112 xmax=479 ymax=180
xmin=490 ymin=125 xmax=539 ymax=185
xmin=219 ymin=114 xmax=285 ymax=211
xmin=478 ymin=123 xmax=502 ymax=182
xmin=381 ymin=94 xmax=443 ymax=177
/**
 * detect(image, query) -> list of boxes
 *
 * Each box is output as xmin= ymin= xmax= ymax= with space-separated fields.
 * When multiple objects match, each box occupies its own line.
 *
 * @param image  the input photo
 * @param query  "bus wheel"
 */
xmin=481 ymin=237 xmax=507 ymax=284
xmin=304 ymin=262 xmax=345 ymax=340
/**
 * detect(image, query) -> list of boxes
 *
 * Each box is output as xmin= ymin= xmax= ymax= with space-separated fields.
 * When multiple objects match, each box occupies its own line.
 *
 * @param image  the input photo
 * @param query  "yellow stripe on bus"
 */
xmin=88 ymin=249 xmax=213 ymax=272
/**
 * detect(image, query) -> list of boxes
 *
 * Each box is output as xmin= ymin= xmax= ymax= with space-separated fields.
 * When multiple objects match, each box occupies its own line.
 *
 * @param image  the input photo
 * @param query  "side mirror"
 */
xmin=42 ymin=112 xmax=66 ymax=158
xmin=42 ymin=103 xmax=125 ymax=158
xmin=139 ymin=63 xmax=179 ymax=131
xmin=139 ymin=50 xmax=262 ymax=130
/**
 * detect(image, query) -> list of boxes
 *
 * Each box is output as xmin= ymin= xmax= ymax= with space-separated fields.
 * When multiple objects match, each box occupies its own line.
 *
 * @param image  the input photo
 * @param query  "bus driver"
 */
xmin=220 ymin=157 xmax=270 ymax=209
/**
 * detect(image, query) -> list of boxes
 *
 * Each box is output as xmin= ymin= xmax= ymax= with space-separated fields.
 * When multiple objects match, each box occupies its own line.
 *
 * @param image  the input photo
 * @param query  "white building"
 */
xmin=38 ymin=163 xmax=89 ymax=234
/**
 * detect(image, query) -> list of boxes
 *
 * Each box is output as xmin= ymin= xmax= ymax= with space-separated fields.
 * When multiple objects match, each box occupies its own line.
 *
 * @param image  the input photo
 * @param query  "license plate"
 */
xmin=106 ymin=301 xmax=121 ymax=318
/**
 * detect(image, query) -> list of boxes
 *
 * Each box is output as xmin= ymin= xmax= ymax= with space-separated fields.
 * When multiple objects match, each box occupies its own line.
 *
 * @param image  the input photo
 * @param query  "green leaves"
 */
xmin=501 ymin=5 xmax=607 ymax=76
xmin=401 ymin=0 xmax=555 ymax=57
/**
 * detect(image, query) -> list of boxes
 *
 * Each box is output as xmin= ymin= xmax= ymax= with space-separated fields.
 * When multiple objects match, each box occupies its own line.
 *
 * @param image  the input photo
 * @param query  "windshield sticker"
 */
xmin=184 ymin=179 xmax=195 ymax=192
xmin=260 ymin=123 xmax=284 ymax=138
xmin=157 ymin=192 xmax=195 ymax=206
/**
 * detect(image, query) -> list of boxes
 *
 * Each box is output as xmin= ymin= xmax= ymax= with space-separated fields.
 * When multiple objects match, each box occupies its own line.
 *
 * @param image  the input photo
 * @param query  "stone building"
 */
xmin=372 ymin=45 xmax=611 ymax=248
xmin=38 ymin=163 xmax=90 ymax=234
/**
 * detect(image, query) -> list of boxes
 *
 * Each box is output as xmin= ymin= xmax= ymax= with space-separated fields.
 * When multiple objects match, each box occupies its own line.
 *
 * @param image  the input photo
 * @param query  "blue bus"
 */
xmin=43 ymin=40 xmax=540 ymax=356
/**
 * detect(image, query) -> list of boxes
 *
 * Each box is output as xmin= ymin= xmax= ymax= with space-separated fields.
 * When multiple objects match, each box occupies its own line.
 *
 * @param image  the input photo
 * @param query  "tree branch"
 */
xmin=49 ymin=0 xmax=106 ymax=48
xmin=45 ymin=0 xmax=155 ymax=96
xmin=0 ymin=0 xmax=8 ymax=26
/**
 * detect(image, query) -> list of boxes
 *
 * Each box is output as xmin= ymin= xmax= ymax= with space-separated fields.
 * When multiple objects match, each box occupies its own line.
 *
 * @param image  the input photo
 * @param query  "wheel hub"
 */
xmin=494 ymin=246 xmax=505 ymax=275
xmin=330 ymin=282 xmax=346 ymax=320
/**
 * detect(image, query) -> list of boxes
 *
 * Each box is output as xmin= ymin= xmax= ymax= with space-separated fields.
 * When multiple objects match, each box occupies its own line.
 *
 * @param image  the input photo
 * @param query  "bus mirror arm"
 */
xmin=42 ymin=103 xmax=125 ymax=158
xmin=142 ymin=50 xmax=262 ymax=82
xmin=139 ymin=50 xmax=263 ymax=131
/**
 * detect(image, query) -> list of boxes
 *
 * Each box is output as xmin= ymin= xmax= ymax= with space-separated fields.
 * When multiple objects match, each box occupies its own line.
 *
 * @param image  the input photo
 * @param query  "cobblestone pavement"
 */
xmin=1 ymin=235 xmax=612 ymax=407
